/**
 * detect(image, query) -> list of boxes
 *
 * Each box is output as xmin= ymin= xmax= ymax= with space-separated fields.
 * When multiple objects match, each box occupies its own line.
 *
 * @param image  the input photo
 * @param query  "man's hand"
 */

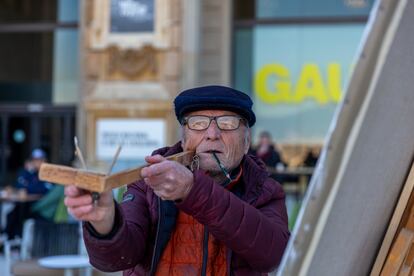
xmin=64 ymin=185 xmax=115 ymax=235
xmin=141 ymin=154 xmax=193 ymax=201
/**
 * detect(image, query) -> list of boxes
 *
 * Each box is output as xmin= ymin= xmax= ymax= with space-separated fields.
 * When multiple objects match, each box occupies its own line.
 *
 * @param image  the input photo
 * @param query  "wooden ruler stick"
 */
xmin=39 ymin=151 xmax=195 ymax=193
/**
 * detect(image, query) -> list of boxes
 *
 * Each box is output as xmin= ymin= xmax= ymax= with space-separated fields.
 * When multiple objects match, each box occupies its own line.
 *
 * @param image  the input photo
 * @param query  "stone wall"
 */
xmin=79 ymin=0 xmax=184 ymax=166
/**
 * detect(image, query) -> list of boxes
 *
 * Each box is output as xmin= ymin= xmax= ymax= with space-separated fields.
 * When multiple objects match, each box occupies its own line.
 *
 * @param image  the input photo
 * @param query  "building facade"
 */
xmin=0 ymin=0 xmax=374 ymax=185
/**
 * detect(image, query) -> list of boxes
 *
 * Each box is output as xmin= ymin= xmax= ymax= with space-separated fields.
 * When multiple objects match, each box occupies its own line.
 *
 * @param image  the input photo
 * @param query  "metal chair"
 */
xmin=4 ymin=219 xmax=82 ymax=276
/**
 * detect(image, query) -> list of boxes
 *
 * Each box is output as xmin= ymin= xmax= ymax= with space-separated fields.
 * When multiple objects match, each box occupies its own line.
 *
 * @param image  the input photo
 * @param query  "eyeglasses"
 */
xmin=182 ymin=115 xmax=245 ymax=131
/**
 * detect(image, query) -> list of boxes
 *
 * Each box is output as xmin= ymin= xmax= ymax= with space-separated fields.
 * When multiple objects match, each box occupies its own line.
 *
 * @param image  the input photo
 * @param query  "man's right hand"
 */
xmin=64 ymin=185 xmax=115 ymax=235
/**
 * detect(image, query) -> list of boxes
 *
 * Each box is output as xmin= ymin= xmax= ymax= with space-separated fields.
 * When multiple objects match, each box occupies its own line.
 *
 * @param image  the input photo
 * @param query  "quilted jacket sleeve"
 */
xmin=82 ymin=181 xmax=151 ymax=272
xmin=177 ymin=170 xmax=290 ymax=272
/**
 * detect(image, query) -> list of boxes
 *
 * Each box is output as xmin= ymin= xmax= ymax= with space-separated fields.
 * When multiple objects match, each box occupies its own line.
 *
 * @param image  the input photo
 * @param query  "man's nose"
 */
xmin=205 ymin=120 xmax=221 ymax=140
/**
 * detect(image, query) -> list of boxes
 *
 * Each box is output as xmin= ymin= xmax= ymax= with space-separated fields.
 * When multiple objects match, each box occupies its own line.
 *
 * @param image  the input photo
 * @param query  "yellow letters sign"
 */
xmin=254 ymin=63 xmax=343 ymax=104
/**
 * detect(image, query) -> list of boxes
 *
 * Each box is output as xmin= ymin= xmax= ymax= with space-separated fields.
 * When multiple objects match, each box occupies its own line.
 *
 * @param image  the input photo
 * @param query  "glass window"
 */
xmin=250 ymin=24 xmax=365 ymax=143
xmin=232 ymin=28 xmax=253 ymax=97
xmin=0 ymin=0 xmax=79 ymax=104
xmin=0 ymin=32 xmax=53 ymax=102
xmin=256 ymin=0 xmax=374 ymax=19
xmin=232 ymin=0 xmax=374 ymax=143
xmin=53 ymin=29 xmax=79 ymax=103
xmin=58 ymin=0 xmax=79 ymax=22
xmin=233 ymin=0 xmax=255 ymax=20
xmin=0 ymin=0 xmax=57 ymax=23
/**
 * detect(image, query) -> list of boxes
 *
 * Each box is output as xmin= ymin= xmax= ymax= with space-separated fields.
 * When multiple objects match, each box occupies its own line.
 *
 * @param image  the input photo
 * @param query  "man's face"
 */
xmin=181 ymin=110 xmax=251 ymax=175
xmin=31 ymin=158 xmax=45 ymax=171
xmin=259 ymin=135 xmax=271 ymax=146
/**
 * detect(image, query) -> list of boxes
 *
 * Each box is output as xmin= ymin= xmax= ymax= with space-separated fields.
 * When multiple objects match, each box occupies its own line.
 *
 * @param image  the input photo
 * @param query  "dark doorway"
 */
xmin=0 ymin=105 xmax=76 ymax=187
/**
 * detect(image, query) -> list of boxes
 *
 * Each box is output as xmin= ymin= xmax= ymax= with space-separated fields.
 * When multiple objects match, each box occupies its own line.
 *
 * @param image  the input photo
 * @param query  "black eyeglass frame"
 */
xmin=181 ymin=115 xmax=246 ymax=131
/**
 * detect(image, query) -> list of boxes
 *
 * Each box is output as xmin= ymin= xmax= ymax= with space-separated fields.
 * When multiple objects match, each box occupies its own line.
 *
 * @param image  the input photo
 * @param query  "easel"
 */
xmin=372 ymin=161 xmax=414 ymax=275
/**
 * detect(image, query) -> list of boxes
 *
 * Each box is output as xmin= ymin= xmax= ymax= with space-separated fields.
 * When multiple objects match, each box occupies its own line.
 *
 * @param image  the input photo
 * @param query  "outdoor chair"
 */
xmin=4 ymin=218 xmax=81 ymax=276
xmin=3 ymin=219 xmax=123 ymax=276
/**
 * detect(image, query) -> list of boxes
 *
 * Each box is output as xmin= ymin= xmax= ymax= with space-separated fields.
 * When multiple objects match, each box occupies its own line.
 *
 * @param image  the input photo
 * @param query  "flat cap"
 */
xmin=174 ymin=85 xmax=256 ymax=127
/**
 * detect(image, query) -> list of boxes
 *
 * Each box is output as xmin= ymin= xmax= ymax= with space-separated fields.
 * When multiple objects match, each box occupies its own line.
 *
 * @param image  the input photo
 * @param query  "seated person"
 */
xmin=303 ymin=148 xmax=319 ymax=167
xmin=16 ymin=149 xmax=51 ymax=194
xmin=251 ymin=132 xmax=301 ymax=185
xmin=4 ymin=149 xmax=53 ymax=239
xmin=251 ymin=131 xmax=285 ymax=168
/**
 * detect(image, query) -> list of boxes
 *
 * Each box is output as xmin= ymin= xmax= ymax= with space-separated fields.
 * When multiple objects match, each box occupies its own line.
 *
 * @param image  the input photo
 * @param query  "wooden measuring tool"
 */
xmin=39 ymin=151 xmax=195 ymax=193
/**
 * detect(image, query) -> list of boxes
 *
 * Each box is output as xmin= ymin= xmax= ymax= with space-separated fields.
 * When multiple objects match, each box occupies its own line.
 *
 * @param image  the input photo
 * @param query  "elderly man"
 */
xmin=64 ymin=85 xmax=289 ymax=275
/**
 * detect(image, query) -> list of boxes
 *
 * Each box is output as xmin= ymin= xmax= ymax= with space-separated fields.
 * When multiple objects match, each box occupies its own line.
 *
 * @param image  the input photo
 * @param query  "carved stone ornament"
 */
xmin=107 ymin=45 xmax=158 ymax=79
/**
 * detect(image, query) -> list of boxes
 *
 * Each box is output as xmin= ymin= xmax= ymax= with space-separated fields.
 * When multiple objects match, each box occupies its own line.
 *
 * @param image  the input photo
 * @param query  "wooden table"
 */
xmin=267 ymin=166 xmax=314 ymax=197
xmin=0 ymin=191 xmax=42 ymax=203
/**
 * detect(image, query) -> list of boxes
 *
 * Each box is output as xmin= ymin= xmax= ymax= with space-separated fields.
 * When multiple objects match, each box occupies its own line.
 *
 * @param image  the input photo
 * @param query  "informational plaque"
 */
xmin=96 ymin=118 xmax=165 ymax=160
xmin=110 ymin=0 xmax=154 ymax=33
xmin=90 ymin=0 xmax=170 ymax=49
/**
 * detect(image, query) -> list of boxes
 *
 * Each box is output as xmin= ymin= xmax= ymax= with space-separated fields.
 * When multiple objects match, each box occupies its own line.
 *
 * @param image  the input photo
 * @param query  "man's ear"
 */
xmin=180 ymin=126 xmax=186 ymax=145
xmin=243 ymin=128 xmax=251 ymax=154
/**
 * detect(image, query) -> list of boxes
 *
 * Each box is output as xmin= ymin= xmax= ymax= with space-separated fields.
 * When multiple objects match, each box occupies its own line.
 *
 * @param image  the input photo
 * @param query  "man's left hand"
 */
xmin=141 ymin=155 xmax=194 ymax=201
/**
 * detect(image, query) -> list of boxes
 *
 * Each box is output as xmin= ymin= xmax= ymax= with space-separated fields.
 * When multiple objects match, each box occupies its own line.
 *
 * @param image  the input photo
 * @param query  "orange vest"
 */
xmin=155 ymin=211 xmax=227 ymax=276
xmin=155 ymin=169 xmax=243 ymax=276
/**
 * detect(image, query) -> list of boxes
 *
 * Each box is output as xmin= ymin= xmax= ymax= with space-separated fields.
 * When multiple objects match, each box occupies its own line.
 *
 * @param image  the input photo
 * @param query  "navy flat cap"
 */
xmin=174 ymin=85 xmax=256 ymax=127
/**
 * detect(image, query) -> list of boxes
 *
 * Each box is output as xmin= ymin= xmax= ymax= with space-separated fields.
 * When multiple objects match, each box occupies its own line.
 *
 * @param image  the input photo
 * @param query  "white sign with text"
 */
xmin=96 ymin=118 xmax=166 ymax=160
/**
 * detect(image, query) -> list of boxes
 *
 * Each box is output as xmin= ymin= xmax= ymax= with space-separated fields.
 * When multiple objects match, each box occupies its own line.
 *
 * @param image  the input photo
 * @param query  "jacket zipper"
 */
xmin=149 ymin=197 xmax=161 ymax=276
xmin=201 ymin=226 xmax=209 ymax=276
xmin=227 ymin=249 xmax=233 ymax=276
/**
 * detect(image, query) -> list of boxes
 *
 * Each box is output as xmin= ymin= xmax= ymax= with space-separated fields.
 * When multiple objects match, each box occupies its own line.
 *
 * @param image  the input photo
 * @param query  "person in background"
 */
xmin=3 ymin=148 xmax=52 ymax=239
xmin=303 ymin=148 xmax=319 ymax=167
xmin=16 ymin=148 xmax=51 ymax=194
xmin=250 ymin=131 xmax=297 ymax=186
xmin=252 ymin=131 xmax=285 ymax=168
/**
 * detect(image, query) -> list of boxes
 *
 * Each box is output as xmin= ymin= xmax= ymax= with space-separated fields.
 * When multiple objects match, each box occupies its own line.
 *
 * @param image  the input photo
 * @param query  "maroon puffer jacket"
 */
xmin=83 ymin=142 xmax=290 ymax=275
